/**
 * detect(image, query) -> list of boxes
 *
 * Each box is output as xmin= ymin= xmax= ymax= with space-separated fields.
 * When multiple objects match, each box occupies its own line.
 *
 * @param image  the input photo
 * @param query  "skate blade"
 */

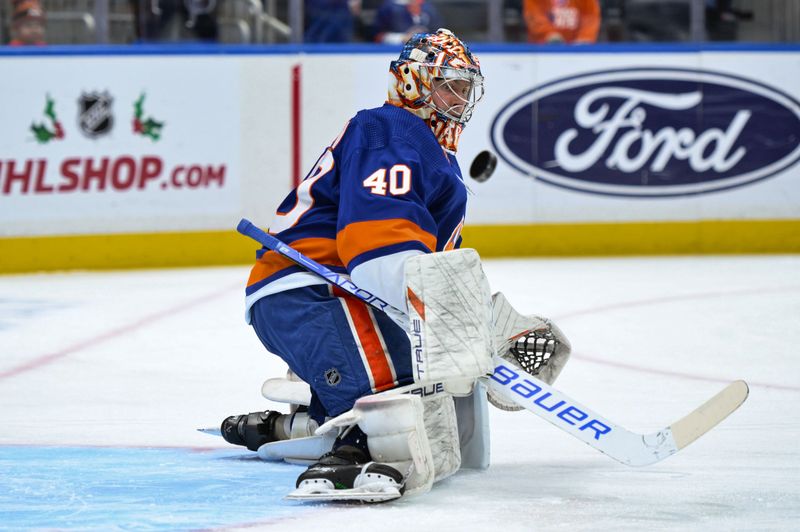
xmin=286 ymin=484 xmax=402 ymax=503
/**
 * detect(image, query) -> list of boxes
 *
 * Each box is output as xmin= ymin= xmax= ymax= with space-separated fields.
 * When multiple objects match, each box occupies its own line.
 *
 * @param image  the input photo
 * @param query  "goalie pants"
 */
xmin=249 ymin=284 xmax=415 ymax=423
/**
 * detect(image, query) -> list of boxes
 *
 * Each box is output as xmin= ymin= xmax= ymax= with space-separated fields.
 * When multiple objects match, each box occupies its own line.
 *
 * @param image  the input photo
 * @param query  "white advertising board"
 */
xmin=0 ymin=56 xmax=277 ymax=237
xmin=1 ymin=48 xmax=798 ymax=241
xmin=301 ymin=50 xmax=800 ymax=225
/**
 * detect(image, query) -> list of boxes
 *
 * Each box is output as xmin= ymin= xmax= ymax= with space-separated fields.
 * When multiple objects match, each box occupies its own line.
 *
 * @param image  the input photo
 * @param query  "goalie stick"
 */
xmin=237 ymin=219 xmax=748 ymax=467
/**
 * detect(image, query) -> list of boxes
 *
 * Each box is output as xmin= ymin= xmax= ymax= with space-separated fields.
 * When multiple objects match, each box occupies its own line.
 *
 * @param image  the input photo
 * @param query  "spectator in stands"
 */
xmin=305 ymin=0 xmax=360 ymax=43
xmin=706 ymin=0 xmax=741 ymax=41
xmin=373 ymin=0 xmax=442 ymax=44
xmin=8 ymin=0 xmax=46 ymax=45
xmin=523 ymin=0 xmax=600 ymax=44
xmin=129 ymin=0 xmax=219 ymax=42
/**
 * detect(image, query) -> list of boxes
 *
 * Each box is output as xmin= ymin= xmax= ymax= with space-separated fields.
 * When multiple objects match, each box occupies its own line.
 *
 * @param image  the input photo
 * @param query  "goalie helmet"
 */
xmin=387 ymin=28 xmax=484 ymax=153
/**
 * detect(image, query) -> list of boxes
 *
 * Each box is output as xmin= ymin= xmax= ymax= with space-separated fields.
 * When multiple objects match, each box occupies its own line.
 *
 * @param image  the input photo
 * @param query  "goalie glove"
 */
xmin=488 ymin=292 xmax=572 ymax=411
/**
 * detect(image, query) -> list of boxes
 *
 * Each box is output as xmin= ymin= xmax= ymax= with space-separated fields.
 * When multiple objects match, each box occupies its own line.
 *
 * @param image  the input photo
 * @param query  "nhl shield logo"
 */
xmin=78 ymin=91 xmax=114 ymax=138
xmin=324 ymin=368 xmax=341 ymax=387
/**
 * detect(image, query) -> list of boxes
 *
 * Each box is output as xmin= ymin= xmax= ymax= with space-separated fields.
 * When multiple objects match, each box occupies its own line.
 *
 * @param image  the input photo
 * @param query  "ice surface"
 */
xmin=1 ymin=256 xmax=798 ymax=530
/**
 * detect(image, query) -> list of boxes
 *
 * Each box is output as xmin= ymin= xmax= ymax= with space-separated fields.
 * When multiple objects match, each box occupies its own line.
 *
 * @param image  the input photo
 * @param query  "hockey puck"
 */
xmin=469 ymin=150 xmax=497 ymax=182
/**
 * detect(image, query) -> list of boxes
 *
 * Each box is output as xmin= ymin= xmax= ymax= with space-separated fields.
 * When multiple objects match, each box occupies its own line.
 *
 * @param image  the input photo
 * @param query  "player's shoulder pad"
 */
xmin=353 ymin=105 xmax=448 ymax=168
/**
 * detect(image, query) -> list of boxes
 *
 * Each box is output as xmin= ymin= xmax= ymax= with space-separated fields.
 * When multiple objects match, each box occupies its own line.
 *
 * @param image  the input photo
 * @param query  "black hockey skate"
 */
xmin=220 ymin=410 xmax=282 ymax=452
xmin=288 ymin=426 xmax=405 ymax=503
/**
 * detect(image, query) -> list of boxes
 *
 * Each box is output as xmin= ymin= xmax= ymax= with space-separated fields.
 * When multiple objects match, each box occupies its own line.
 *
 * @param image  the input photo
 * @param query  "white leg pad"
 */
xmin=261 ymin=369 xmax=312 ymax=410
xmin=316 ymin=394 xmax=436 ymax=496
xmin=421 ymin=394 xmax=461 ymax=482
xmin=257 ymin=432 xmax=336 ymax=464
xmin=405 ymin=249 xmax=494 ymax=387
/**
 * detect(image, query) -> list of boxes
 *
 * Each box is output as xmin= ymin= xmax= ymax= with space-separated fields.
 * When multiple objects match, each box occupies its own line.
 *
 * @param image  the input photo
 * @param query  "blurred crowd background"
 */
xmin=1 ymin=0 xmax=798 ymax=47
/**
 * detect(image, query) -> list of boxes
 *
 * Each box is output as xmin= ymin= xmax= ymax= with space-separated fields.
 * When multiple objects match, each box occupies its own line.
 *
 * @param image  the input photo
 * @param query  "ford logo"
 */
xmin=490 ymin=68 xmax=800 ymax=197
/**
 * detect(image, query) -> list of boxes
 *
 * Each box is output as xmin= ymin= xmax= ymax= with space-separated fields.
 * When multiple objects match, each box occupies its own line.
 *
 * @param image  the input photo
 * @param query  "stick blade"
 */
xmin=670 ymin=380 xmax=749 ymax=450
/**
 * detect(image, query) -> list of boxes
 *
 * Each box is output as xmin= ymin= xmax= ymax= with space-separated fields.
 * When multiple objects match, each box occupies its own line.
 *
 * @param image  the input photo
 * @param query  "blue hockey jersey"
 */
xmin=245 ymin=104 xmax=468 ymax=320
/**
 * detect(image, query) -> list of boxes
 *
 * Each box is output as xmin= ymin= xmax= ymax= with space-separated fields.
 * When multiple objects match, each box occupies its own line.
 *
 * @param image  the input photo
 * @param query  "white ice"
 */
xmin=1 ymin=256 xmax=798 ymax=530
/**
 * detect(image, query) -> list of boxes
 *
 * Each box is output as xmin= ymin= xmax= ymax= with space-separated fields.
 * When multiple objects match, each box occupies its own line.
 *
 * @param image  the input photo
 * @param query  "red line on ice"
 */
xmin=0 ymin=442 xmax=228 ymax=451
xmin=554 ymin=284 xmax=800 ymax=321
xmin=0 ymin=282 xmax=240 ymax=381
xmin=573 ymin=351 xmax=800 ymax=391
xmin=555 ymin=284 xmax=800 ymax=392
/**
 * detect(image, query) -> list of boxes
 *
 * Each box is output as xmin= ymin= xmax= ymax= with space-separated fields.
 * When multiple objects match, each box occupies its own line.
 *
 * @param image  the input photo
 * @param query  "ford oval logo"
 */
xmin=490 ymin=68 xmax=800 ymax=197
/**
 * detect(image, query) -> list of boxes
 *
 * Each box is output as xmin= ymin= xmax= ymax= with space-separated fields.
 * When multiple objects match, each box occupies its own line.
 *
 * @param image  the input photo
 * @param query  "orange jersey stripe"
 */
xmin=444 ymin=218 xmax=464 ymax=251
xmin=337 ymin=218 xmax=437 ymax=267
xmin=247 ymin=237 xmax=343 ymax=288
xmin=333 ymin=286 xmax=397 ymax=392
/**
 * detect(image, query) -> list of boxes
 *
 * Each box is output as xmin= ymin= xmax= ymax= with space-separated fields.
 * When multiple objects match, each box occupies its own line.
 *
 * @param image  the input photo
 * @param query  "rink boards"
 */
xmin=1 ymin=44 xmax=799 ymax=272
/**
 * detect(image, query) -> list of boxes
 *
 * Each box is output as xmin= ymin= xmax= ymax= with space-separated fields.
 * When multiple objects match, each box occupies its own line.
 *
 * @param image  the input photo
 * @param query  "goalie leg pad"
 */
xmin=261 ymin=369 xmax=312 ymax=410
xmin=315 ymin=394 xmax=436 ymax=496
xmin=405 ymin=249 xmax=494 ymax=386
xmin=421 ymin=394 xmax=462 ymax=482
